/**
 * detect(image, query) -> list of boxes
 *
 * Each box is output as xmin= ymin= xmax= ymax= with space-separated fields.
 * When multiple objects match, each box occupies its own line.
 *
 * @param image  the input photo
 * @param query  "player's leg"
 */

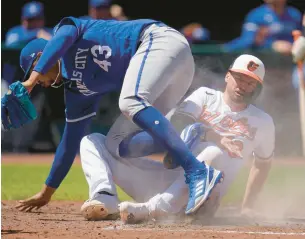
xmin=80 ymin=133 xmax=120 ymax=220
xmin=119 ymin=171 xmax=187 ymax=224
xmin=81 ymin=132 xmax=181 ymax=220
xmin=120 ymin=142 xmax=243 ymax=224
xmin=119 ymin=24 xmax=198 ymax=172
xmin=119 ymin=143 xmax=222 ymax=224
xmin=192 ymin=141 xmax=245 ymax=220
xmin=113 ymin=83 xmax=193 ymax=159
xmin=105 ymin=113 xmax=166 ymax=159
xmin=119 ymin=23 xmax=223 ymax=214
xmin=196 ymin=144 xmax=245 ymax=201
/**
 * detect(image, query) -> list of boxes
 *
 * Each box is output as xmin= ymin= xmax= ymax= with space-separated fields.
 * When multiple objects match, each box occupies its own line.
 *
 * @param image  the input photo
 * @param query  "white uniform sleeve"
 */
xmin=253 ymin=115 xmax=275 ymax=159
xmin=175 ymin=87 xmax=210 ymax=121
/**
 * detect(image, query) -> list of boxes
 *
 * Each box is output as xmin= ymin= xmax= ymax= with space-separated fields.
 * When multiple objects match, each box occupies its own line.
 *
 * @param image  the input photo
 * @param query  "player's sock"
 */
xmin=132 ymin=106 xmax=205 ymax=172
xmin=119 ymin=131 xmax=166 ymax=157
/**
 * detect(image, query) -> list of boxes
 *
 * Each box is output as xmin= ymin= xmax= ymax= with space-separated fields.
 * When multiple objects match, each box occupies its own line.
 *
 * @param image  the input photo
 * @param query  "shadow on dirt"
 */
xmin=1 ymin=229 xmax=37 ymax=235
xmin=39 ymin=218 xmax=80 ymax=222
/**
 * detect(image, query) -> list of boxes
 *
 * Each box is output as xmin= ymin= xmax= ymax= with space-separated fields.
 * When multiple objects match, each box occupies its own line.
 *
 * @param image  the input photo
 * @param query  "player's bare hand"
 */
xmin=22 ymin=71 xmax=42 ymax=93
xmin=16 ymin=185 xmax=55 ymax=212
xmin=16 ymin=192 xmax=51 ymax=212
xmin=220 ymin=137 xmax=243 ymax=158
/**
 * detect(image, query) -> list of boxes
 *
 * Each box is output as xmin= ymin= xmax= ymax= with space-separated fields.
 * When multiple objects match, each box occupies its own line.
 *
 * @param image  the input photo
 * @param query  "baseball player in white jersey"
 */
xmin=79 ymin=54 xmax=275 ymax=223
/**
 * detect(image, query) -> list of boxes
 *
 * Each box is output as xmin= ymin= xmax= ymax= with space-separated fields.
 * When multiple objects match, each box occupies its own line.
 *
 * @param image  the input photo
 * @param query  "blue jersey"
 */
xmin=28 ymin=17 xmax=162 ymax=188
xmin=5 ymin=25 xmax=53 ymax=48
xmin=50 ymin=17 xmax=160 ymax=121
xmin=224 ymin=4 xmax=302 ymax=51
xmin=78 ymin=15 xmax=117 ymax=20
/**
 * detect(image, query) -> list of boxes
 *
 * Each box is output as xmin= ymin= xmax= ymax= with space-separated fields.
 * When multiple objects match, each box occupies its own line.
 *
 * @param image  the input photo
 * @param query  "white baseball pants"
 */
xmin=106 ymin=23 xmax=195 ymax=158
xmin=80 ymin=133 xmax=246 ymax=217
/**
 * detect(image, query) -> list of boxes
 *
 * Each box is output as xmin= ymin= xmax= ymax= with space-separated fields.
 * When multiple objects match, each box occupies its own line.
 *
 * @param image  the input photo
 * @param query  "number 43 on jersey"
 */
xmin=91 ymin=45 xmax=112 ymax=72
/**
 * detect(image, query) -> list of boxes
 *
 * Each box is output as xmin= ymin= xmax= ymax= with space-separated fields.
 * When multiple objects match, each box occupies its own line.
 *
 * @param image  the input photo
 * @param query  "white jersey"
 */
xmin=176 ymin=87 xmax=275 ymax=160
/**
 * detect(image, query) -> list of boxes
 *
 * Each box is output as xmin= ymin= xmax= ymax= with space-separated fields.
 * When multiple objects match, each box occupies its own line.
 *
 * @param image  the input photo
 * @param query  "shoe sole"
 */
xmin=119 ymin=202 xmax=144 ymax=224
xmin=193 ymin=183 xmax=221 ymax=221
xmin=185 ymin=170 xmax=224 ymax=215
xmin=81 ymin=203 xmax=119 ymax=221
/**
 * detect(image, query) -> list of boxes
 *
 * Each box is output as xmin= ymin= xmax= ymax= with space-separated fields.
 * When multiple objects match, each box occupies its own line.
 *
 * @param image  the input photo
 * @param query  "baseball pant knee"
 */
xmin=118 ymin=95 xmax=147 ymax=120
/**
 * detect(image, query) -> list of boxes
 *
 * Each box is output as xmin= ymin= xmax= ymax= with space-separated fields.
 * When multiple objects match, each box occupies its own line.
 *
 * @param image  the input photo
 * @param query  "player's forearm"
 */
xmin=34 ymin=24 xmax=78 ymax=74
xmin=40 ymin=184 xmax=57 ymax=198
xmin=45 ymin=139 xmax=79 ymax=189
xmin=242 ymin=157 xmax=272 ymax=209
xmin=45 ymin=119 xmax=90 ymax=188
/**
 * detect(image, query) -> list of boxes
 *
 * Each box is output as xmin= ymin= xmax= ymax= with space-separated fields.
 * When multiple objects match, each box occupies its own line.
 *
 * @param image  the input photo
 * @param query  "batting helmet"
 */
xmin=228 ymin=54 xmax=265 ymax=103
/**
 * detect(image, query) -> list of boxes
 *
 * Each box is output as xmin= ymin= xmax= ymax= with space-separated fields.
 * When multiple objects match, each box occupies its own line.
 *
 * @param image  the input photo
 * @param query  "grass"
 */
xmin=222 ymin=163 xmax=305 ymax=204
xmin=2 ymin=163 xmax=305 ymax=204
xmin=1 ymin=164 xmax=131 ymax=202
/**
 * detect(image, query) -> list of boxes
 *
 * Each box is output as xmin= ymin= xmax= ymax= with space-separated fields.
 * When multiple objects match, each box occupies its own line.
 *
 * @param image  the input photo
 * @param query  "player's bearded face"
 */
xmin=226 ymin=71 xmax=258 ymax=104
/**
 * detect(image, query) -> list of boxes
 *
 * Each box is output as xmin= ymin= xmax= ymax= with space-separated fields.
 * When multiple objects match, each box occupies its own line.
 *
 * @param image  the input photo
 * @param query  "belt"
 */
xmin=136 ymin=22 xmax=167 ymax=49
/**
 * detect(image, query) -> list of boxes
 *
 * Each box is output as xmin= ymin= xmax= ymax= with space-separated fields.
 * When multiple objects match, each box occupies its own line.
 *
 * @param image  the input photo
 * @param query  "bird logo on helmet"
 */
xmin=247 ymin=61 xmax=260 ymax=72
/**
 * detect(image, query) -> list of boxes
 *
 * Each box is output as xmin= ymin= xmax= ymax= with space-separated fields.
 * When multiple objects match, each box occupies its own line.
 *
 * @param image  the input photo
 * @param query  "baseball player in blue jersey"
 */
xmin=5 ymin=1 xmax=52 ymax=48
xmin=2 ymin=17 xmax=223 ymax=215
xmin=223 ymin=0 xmax=302 ymax=53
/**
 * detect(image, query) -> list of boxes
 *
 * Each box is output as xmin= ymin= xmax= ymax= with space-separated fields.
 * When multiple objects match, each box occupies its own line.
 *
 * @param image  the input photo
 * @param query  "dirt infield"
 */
xmin=2 ymin=154 xmax=305 ymax=238
xmin=2 ymin=201 xmax=305 ymax=239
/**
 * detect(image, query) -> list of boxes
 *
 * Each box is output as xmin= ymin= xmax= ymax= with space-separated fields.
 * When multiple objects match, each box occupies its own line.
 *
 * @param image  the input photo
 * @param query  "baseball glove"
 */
xmin=1 ymin=81 xmax=37 ymax=130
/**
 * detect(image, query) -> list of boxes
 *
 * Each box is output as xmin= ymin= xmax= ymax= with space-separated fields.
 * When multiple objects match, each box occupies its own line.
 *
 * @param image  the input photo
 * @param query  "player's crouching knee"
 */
xmin=80 ymin=133 xmax=105 ymax=154
xmin=119 ymin=96 xmax=144 ymax=119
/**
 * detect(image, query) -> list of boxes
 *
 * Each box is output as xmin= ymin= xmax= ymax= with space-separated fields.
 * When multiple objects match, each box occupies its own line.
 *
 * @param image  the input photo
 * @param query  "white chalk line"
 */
xmin=103 ymin=226 xmax=305 ymax=236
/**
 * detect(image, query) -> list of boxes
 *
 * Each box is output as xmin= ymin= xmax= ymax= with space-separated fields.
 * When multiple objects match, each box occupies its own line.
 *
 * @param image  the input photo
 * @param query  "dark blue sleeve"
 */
xmin=45 ymin=117 xmax=91 ymax=188
xmin=33 ymin=24 xmax=78 ymax=74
